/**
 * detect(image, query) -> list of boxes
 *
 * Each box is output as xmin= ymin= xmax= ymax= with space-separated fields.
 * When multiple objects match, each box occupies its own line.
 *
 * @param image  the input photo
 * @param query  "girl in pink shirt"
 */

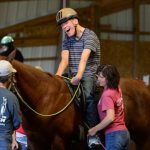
xmin=88 ymin=64 xmax=130 ymax=150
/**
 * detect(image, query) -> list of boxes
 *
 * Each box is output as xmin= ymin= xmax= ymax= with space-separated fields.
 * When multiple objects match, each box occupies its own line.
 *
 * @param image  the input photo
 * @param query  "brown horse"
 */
xmin=1 ymin=55 xmax=150 ymax=150
xmin=120 ymin=78 xmax=150 ymax=150
xmin=10 ymin=60 xmax=85 ymax=150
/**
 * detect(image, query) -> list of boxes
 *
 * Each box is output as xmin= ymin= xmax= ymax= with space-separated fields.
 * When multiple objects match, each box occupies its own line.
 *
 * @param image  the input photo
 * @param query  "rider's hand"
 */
xmin=71 ymin=76 xmax=81 ymax=85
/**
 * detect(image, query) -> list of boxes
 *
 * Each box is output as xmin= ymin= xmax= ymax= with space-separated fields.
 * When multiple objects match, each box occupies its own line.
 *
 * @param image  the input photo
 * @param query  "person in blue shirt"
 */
xmin=0 ymin=60 xmax=21 ymax=150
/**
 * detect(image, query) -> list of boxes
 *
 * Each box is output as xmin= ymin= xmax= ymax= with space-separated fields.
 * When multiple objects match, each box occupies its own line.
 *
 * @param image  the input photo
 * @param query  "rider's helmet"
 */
xmin=56 ymin=8 xmax=78 ymax=25
xmin=1 ymin=35 xmax=14 ymax=45
xmin=1 ymin=36 xmax=14 ymax=52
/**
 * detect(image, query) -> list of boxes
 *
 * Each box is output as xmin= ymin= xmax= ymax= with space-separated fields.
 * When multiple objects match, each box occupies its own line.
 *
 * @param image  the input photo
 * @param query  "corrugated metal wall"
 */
xmin=22 ymin=46 xmax=57 ymax=73
xmin=99 ymin=4 xmax=150 ymax=79
xmin=0 ymin=0 xmax=60 ymax=73
xmin=0 ymin=0 xmax=60 ymax=28
xmin=100 ymin=5 xmax=150 ymax=41
xmin=100 ymin=9 xmax=133 ymax=40
xmin=140 ymin=4 xmax=150 ymax=41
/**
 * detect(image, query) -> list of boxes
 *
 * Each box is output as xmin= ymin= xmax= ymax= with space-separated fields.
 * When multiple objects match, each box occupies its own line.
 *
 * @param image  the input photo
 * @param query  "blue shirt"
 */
xmin=0 ymin=88 xmax=21 ymax=139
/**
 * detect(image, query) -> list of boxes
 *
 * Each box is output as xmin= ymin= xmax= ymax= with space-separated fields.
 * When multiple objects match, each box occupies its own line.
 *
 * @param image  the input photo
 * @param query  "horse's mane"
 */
xmin=0 ymin=54 xmax=54 ymax=79
xmin=12 ymin=60 xmax=54 ymax=80
xmin=11 ymin=59 xmax=66 ymax=101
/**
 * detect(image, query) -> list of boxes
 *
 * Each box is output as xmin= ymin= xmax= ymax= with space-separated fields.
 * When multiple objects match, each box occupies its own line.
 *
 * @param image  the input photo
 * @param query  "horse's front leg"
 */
xmin=51 ymin=134 xmax=66 ymax=150
xmin=137 ymin=135 xmax=150 ymax=150
xmin=27 ymin=132 xmax=51 ymax=150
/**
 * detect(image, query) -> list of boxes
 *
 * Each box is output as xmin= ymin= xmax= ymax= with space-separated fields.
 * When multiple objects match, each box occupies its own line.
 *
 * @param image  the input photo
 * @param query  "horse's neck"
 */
xmin=14 ymin=61 xmax=55 ymax=97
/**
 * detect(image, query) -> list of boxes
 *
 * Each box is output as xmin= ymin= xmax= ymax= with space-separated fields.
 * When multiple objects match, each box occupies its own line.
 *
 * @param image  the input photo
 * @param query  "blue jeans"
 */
xmin=0 ymin=139 xmax=11 ymax=150
xmin=18 ymin=142 xmax=28 ymax=150
xmin=81 ymin=76 xmax=99 ymax=127
xmin=105 ymin=130 xmax=130 ymax=150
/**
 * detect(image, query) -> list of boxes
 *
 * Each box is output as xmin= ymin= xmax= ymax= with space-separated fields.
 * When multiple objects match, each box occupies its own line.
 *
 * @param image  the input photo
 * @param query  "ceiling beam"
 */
xmin=99 ymin=0 xmax=150 ymax=16
xmin=0 ymin=12 xmax=60 ymax=47
xmin=71 ymin=0 xmax=150 ymax=16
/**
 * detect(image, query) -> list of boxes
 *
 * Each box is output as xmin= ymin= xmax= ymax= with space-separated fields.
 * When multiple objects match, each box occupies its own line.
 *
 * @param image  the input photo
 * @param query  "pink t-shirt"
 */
xmin=97 ymin=88 xmax=127 ymax=134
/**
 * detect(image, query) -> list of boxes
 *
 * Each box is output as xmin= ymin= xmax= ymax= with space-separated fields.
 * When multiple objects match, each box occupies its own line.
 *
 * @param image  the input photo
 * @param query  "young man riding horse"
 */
xmin=55 ymin=8 xmax=101 ymax=145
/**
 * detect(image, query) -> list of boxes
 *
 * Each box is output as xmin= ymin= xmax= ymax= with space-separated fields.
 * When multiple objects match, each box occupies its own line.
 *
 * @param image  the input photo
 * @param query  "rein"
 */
xmin=11 ymin=75 xmax=80 ymax=117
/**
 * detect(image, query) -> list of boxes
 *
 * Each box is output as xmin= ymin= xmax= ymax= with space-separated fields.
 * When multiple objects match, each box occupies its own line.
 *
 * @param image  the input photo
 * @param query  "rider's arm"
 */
xmin=76 ymin=49 xmax=91 ymax=79
xmin=56 ymin=50 xmax=69 ymax=76
xmin=71 ymin=49 xmax=91 ymax=85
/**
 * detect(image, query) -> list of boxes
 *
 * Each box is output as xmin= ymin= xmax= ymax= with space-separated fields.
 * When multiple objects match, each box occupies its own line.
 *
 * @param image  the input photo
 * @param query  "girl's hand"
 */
xmin=88 ymin=127 xmax=97 ymax=136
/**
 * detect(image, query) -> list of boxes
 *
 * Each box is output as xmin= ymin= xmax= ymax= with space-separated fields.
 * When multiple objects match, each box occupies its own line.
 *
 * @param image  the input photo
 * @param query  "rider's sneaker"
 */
xmin=87 ymin=135 xmax=101 ymax=148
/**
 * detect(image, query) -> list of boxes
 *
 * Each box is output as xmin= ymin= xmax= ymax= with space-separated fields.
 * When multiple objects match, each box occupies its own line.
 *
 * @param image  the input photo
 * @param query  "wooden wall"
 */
xmin=101 ymin=40 xmax=150 ymax=79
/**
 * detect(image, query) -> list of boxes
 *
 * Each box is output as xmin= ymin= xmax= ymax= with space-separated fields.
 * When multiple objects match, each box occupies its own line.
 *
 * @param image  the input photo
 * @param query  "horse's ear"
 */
xmin=6 ymin=50 xmax=16 ymax=62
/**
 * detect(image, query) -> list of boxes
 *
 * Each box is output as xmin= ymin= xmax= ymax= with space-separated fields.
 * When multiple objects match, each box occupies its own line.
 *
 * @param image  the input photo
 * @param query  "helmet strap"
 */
xmin=74 ymin=25 xmax=78 ymax=38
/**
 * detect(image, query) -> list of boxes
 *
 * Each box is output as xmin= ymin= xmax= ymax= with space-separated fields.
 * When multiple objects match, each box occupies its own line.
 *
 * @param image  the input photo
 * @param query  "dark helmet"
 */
xmin=56 ymin=8 xmax=78 ymax=25
xmin=1 ymin=36 xmax=14 ymax=45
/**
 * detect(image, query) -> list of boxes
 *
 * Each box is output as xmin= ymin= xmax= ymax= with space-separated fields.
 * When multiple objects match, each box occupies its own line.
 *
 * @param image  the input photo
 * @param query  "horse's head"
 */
xmin=7 ymin=50 xmax=17 ymax=62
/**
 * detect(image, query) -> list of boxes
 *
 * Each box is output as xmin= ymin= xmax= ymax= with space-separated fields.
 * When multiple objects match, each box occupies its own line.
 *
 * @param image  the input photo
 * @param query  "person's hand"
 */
xmin=71 ymin=76 xmax=81 ymax=85
xmin=88 ymin=127 xmax=97 ymax=136
xmin=11 ymin=139 xmax=18 ymax=150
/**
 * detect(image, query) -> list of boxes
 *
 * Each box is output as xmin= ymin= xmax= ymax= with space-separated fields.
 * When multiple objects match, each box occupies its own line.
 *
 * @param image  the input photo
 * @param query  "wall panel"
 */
xmin=101 ymin=40 xmax=150 ymax=79
xmin=0 ymin=0 xmax=60 ymax=73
